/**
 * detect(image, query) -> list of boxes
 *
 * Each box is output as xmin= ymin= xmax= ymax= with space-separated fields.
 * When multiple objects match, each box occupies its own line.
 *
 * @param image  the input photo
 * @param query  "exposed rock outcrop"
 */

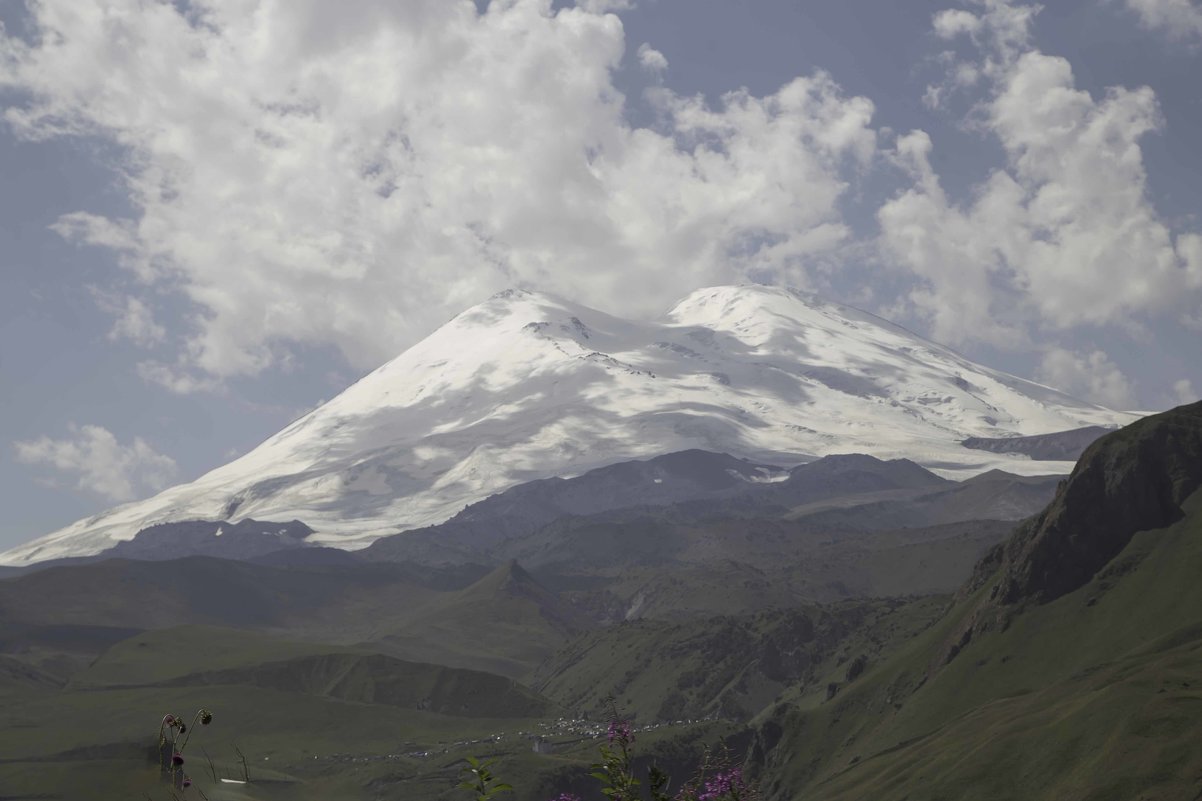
xmin=948 ymin=401 xmax=1202 ymax=660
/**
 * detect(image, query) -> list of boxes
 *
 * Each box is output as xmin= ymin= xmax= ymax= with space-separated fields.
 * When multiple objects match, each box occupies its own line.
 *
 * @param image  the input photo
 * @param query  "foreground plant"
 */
xmin=591 ymin=716 xmax=640 ymax=800
xmin=157 ymin=708 xmax=214 ymax=794
xmin=669 ymin=747 xmax=757 ymax=801
xmin=459 ymin=755 xmax=514 ymax=800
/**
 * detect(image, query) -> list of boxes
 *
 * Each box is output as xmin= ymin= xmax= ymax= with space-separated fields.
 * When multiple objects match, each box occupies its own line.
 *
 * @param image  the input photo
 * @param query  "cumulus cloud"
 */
xmin=1124 ymin=0 xmax=1202 ymax=42
xmin=91 ymin=290 xmax=166 ymax=347
xmin=0 ymin=0 xmax=879 ymax=383
xmin=136 ymin=361 xmax=224 ymax=395
xmin=1037 ymin=347 xmax=1136 ymax=409
xmin=880 ymin=0 xmax=1202 ymax=346
xmin=14 ymin=424 xmax=178 ymax=501
xmin=637 ymin=42 xmax=668 ymax=73
xmin=576 ymin=0 xmax=635 ymax=12
xmin=932 ymin=9 xmax=983 ymax=39
xmin=1173 ymin=378 xmax=1198 ymax=404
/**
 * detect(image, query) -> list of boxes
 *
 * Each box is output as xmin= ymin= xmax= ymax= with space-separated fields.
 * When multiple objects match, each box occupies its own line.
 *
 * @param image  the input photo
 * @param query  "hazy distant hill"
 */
xmin=370 ymin=449 xmax=951 ymax=560
xmin=961 ymin=425 xmax=1112 ymax=461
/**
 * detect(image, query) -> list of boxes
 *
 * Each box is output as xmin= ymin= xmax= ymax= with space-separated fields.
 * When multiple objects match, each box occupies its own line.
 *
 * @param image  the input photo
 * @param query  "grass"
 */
xmin=0 ymin=681 xmax=561 ymax=798
xmin=0 ymin=620 xmax=746 ymax=800
xmin=71 ymin=624 xmax=364 ymax=687
xmin=534 ymin=598 xmax=948 ymax=723
xmin=757 ymin=491 xmax=1202 ymax=800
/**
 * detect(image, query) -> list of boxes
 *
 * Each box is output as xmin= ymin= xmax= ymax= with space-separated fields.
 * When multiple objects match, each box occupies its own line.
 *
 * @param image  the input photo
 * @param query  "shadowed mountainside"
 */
xmin=107 ymin=518 xmax=315 ymax=560
xmin=364 ymin=451 xmax=951 ymax=563
xmin=364 ymin=453 xmax=1054 ymax=572
xmin=961 ymin=425 xmax=1112 ymax=461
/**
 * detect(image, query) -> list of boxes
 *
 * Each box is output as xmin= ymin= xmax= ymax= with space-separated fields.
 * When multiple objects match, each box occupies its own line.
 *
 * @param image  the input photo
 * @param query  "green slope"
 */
xmin=755 ymin=401 xmax=1202 ymax=801
xmin=72 ymin=624 xmax=357 ymax=687
xmin=0 ymin=680 xmax=557 ymax=801
xmin=535 ymin=599 xmax=947 ymax=723
xmin=73 ymin=625 xmax=557 ymax=718
xmin=0 ymin=624 xmax=566 ymax=800
xmin=373 ymin=560 xmax=591 ymax=680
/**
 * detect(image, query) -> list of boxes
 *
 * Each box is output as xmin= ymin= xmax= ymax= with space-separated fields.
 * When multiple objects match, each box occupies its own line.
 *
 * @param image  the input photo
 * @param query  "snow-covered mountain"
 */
xmin=1 ymin=285 xmax=1136 ymax=565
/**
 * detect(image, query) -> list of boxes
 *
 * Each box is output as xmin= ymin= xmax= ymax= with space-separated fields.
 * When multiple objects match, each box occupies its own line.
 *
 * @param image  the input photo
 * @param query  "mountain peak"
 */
xmin=477 ymin=287 xmax=577 ymax=315
xmin=0 ymin=286 xmax=1138 ymax=566
xmin=484 ymin=287 xmax=580 ymax=306
xmin=442 ymin=287 xmax=584 ymax=332
xmin=666 ymin=284 xmax=926 ymax=356
xmin=468 ymin=558 xmax=540 ymax=596
xmin=668 ymin=283 xmax=817 ymax=323
xmin=489 ymin=287 xmax=541 ymax=301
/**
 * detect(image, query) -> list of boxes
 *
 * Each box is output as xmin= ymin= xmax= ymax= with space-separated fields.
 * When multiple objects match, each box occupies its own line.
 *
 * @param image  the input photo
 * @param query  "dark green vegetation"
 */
xmin=9 ymin=412 xmax=1195 ymax=801
xmin=753 ymin=401 xmax=1202 ymax=800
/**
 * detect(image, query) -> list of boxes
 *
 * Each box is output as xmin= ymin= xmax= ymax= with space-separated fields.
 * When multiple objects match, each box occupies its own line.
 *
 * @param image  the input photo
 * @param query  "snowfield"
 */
xmin=0 ymin=285 xmax=1137 ymax=565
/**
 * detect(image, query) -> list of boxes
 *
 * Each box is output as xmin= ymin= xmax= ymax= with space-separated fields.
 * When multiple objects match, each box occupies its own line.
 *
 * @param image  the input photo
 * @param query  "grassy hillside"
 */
xmin=535 ymin=598 xmax=948 ymax=723
xmin=0 ymin=556 xmax=442 ymax=636
xmin=0 ymin=624 xmax=573 ymax=800
xmin=373 ymin=561 xmax=592 ymax=680
xmin=0 ymin=680 xmax=561 ymax=800
xmin=753 ymin=402 xmax=1202 ymax=801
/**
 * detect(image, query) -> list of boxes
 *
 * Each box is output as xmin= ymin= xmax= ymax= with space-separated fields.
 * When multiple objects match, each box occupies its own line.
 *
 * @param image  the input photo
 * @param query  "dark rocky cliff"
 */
xmin=950 ymin=401 xmax=1202 ymax=657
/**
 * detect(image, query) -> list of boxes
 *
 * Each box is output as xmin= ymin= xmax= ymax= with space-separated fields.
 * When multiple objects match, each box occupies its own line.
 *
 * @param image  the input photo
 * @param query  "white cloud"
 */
xmin=1180 ymin=232 xmax=1202 ymax=273
xmin=932 ymin=9 xmax=983 ymax=39
xmin=1124 ymin=0 xmax=1202 ymax=42
xmin=1037 ymin=347 xmax=1136 ymax=409
xmin=932 ymin=0 xmax=1040 ymax=61
xmin=51 ymin=212 xmax=139 ymax=255
xmin=576 ymin=0 xmax=635 ymax=12
xmin=0 ymin=0 xmax=878 ymax=380
xmin=878 ymin=130 xmax=1029 ymax=345
xmin=14 ymin=424 xmax=178 ymax=502
xmin=637 ymin=42 xmax=668 ymax=73
xmin=1173 ymin=378 xmax=1198 ymax=404
xmin=879 ymin=0 xmax=1202 ymax=346
xmin=91 ymin=290 xmax=166 ymax=347
xmin=136 ymin=361 xmax=224 ymax=395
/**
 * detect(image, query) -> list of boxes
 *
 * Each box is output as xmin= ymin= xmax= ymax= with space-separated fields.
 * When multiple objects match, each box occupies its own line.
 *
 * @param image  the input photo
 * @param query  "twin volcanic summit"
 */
xmin=0 ymin=285 xmax=1135 ymax=566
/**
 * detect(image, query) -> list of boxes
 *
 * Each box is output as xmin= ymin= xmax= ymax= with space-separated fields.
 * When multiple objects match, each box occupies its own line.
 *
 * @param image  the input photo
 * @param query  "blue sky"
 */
xmin=1 ymin=0 xmax=1200 ymax=551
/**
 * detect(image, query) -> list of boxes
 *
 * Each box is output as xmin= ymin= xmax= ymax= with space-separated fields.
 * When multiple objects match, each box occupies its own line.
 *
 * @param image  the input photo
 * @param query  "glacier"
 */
xmin=0 ymin=285 xmax=1137 ymax=565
